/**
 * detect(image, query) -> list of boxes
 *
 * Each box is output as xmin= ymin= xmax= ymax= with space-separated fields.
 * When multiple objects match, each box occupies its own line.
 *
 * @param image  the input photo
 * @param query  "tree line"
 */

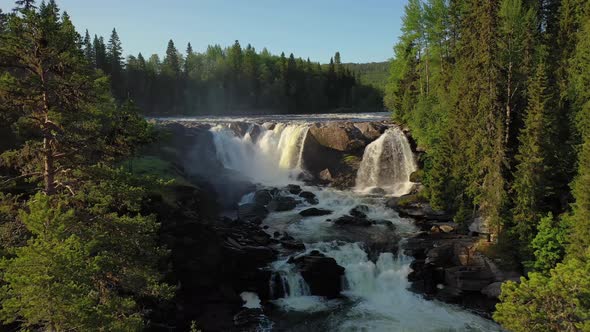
xmin=85 ymin=29 xmax=383 ymax=115
xmin=385 ymin=0 xmax=589 ymax=330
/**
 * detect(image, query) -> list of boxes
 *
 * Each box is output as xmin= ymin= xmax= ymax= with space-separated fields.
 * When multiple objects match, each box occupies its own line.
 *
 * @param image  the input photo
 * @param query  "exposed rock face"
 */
xmin=289 ymin=250 xmax=345 ymax=298
xmin=268 ymin=196 xmax=297 ymax=212
xmin=308 ymin=122 xmax=366 ymax=152
xmin=353 ymin=122 xmax=388 ymax=141
xmin=299 ymin=208 xmax=333 ymax=217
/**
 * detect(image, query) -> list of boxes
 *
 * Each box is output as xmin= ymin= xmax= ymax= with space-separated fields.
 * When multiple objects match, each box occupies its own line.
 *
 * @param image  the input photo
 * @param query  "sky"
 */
xmin=0 ymin=0 xmax=408 ymax=63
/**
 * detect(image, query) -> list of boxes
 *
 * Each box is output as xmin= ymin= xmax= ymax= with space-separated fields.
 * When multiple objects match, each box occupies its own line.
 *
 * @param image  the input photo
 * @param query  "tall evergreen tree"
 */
xmin=107 ymin=28 xmax=124 ymax=98
xmin=510 ymin=62 xmax=552 ymax=260
xmin=83 ymin=29 xmax=94 ymax=65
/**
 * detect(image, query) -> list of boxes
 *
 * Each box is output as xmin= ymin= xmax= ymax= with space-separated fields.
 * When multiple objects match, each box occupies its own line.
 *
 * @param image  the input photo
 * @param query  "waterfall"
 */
xmin=355 ymin=127 xmax=417 ymax=196
xmin=210 ymin=123 xmax=309 ymax=185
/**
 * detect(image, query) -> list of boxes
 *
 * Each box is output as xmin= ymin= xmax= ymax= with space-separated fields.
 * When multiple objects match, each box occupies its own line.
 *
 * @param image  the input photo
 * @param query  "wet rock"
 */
xmin=373 ymin=219 xmax=396 ymax=229
xmin=247 ymin=124 xmax=262 ymax=143
xmin=285 ymin=184 xmax=302 ymax=195
xmin=238 ymin=203 xmax=269 ymax=222
xmin=333 ymin=215 xmax=373 ymax=227
xmin=254 ymin=190 xmax=273 ymax=206
xmin=299 ymin=191 xmax=319 ymax=205
xmin=268 ymin=196 xmax=297 ymax=212
xmin=228 ymin=122 xmax=250 ymax=137
xmin=319 ymin=168 xmax=333 ymax=182
xmin=349 ymin=205 xmax=370 ymax=218
xmin=289 ymin=250 xmax=345 ymax=298
xmin=280 ymin=238 xmax=306 ymax=251
xmin=309 ymin=122 xmax=366 ymax=152
xmin=368 ymin=187 xmax=387 ymax=195
xmin=353 ymin=122 xmax=387 ymax=141
xmin=299 ymin=208 xmax=333 ymax=217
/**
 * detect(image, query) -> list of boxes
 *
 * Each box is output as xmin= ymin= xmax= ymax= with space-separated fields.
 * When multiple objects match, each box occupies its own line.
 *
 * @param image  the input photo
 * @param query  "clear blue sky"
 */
xmin=0 ymin=0 xmax=407 ymax=63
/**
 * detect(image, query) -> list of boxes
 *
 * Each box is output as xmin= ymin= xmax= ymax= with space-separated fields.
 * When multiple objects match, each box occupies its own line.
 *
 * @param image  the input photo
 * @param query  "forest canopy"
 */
xmin=384 ymin=0 xmax=590 ymax=330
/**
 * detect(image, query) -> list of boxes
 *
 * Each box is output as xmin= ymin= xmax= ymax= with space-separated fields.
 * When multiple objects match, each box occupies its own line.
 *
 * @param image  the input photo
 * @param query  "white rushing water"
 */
xmin=211 ymin=123 xmax=309 ymax=186
xmin=202 ymin=115 xmax=500 ymax=331
xmin=355 ymin=127 xmax=417 ymax=196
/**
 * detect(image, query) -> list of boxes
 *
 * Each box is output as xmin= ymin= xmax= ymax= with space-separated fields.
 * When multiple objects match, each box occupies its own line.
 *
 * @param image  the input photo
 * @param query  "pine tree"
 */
xmin=13 ymin=0 xmax=36 ymax=12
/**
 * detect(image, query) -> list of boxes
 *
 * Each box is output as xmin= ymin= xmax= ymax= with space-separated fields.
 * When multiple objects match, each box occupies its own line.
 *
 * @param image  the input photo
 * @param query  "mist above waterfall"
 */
xmin=355 ymin=127 xmax=417 ymax=196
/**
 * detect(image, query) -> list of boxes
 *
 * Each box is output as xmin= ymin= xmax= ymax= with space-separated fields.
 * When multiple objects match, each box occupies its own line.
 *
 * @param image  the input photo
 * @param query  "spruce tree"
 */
xmin=83 ymin=29 xmax=94 ymax=65
xmin=107 ymin=28 xmax=124 ymax=98
xmin=511 ymin=62 xmax=551 ymax=260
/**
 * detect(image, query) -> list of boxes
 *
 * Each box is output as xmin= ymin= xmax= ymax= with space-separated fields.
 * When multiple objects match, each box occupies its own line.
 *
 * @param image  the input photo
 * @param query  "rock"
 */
xmin=290 ymin=250 xmax=345 ymax=298
xmin=368 ymin=187 xmax=387 ymax=195
xmin=299 ymin=208 xmax=333 ymax=217
xmin=425 ymin=243 xmax=454 ymax=267
xmin=285 ymin=184 xmax=302 ymax=195
xmin=228 ymin=122 xmax=249 ymax=137
xmin=333 ymin=215 xmax=373 ymax=227
xmin=353 ymin=122 xmax=387 ymax=141
xmin=439 ymin=224 xmax=455 ymax=233
xmin=308 ymin=122 xmax=365 ymax=152
xmin=238 ymin=203 xmax=269 ymax=222
xmin=481 ymin=282 xmax=503 ymax=299
xmin=349 ymin=205 xmax=369 ymax=218
xmin=253 ymin=190 xmax=272 ymax=206
xmin=280 ymin=238 xmax=306 ymax=251
xmin=299 ymin=191 xmax=319 ymax=205
xmin=373 ymin=219 xmax=395 ymax=229
xmin=444 ymin=266 xmax=494 ymax=292
xmin=247 ymin=125 xmax=262 ymax=143
xmin=319 ymin=168 xmax=333 ymax=182
xmin=268 ymin=196 xmax=297 ymax=212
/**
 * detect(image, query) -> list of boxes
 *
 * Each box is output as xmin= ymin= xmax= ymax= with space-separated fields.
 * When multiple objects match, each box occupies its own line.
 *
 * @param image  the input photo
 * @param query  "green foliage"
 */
xmin=494 ymin=249 xmax=590 ymax=332
xmin=510 ymin=62 xmax=552 ymax=260
xmin=527 ymin=213 xmax=569 ymax=273
xmin=0 ymin=192 xmax=172 ymax=331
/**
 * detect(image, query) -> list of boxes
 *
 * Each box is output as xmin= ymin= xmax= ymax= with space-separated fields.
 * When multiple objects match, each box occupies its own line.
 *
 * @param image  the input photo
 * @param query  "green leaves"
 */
xmin=494 ymin=250 xmax=590 ymax=331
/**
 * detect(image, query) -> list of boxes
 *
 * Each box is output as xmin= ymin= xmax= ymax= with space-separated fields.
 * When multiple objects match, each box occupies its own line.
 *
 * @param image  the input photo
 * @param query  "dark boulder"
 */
xmin=268 ymin=196 xmax=297 ymax=212
xmin=299 ymin=208 xmax=333 ymax=217
xmin=289 ymin=250 xmax=345 ymax=298
xmin=253 ymin=190 xmax=273 ymax=206
xmin=238 ymin=203 xmax=269 ymax=222
xmin=333 ymin=215 xmax=373 ymax=227
xmin=285 ymin=184 xmax=302 ymax=195
xmin=299 ymin=191 xmax=319 ymax=205
xmin=349 ymin=205 xmax=370 ymax=218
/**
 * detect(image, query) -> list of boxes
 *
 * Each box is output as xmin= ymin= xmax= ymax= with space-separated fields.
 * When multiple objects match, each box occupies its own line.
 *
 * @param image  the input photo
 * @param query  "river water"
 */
xmin=176 ymin=113 xmax=501 ymax=331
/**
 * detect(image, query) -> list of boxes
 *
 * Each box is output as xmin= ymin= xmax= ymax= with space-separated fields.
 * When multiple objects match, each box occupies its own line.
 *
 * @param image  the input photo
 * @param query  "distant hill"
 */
xmin=344 ymin=61 xmax=390 ymax=91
